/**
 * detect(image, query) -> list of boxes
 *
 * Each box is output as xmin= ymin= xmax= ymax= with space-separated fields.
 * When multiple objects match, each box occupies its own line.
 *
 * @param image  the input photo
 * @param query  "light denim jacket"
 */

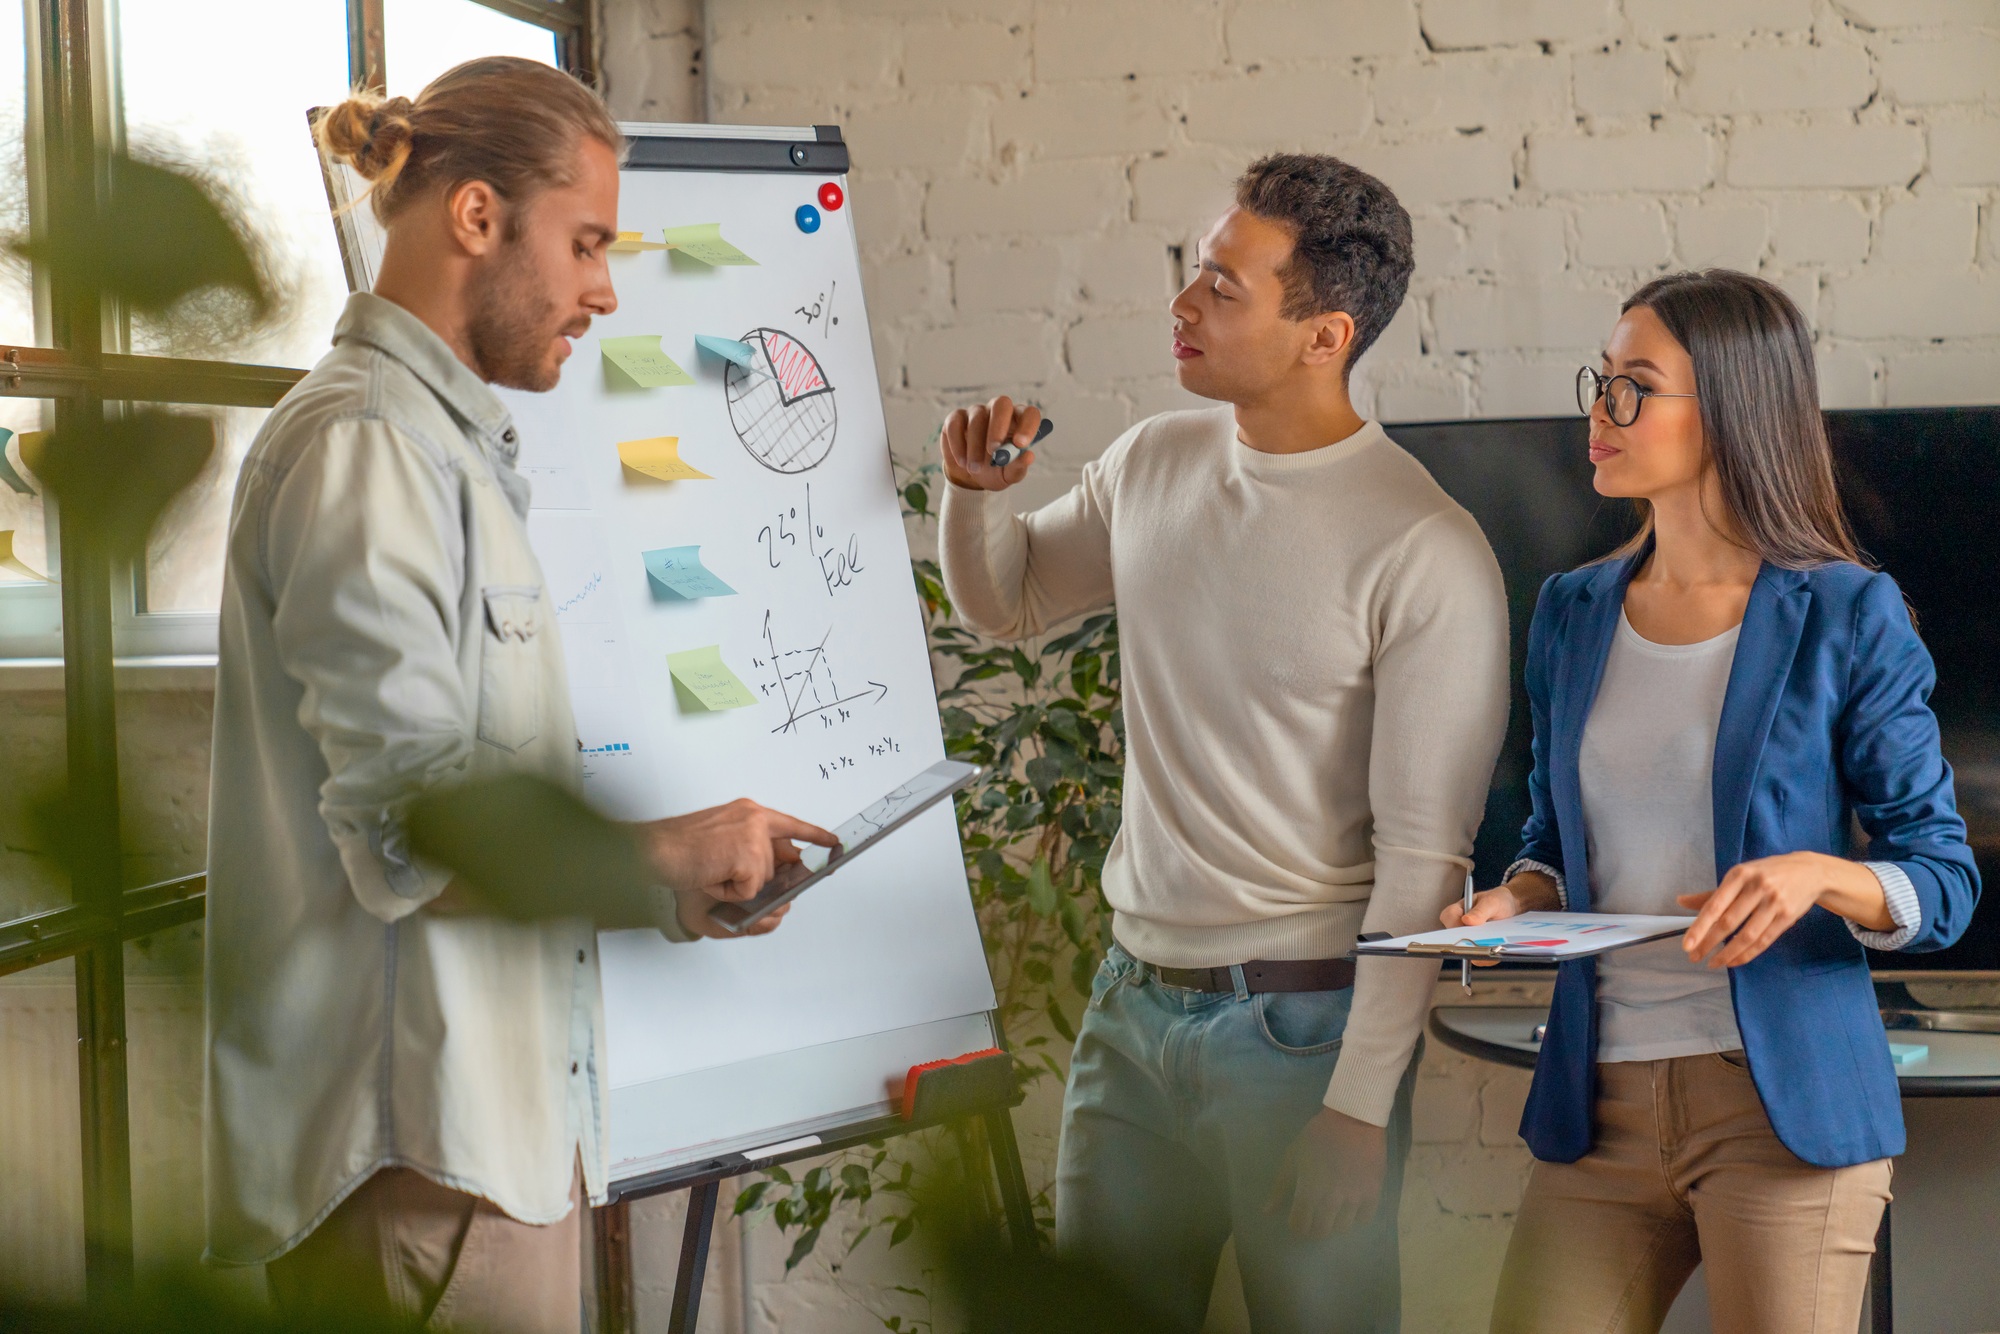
xmin=206 ymin=294 xmax=612 ymax=1263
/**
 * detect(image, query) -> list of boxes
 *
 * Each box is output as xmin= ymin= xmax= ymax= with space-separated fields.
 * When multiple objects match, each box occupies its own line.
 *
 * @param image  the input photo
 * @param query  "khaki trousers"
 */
xmin=1492 ymin=1053 xmax=1891 ymax=1334
xmin=267 ymin=1164 xmax=585 ymax=1334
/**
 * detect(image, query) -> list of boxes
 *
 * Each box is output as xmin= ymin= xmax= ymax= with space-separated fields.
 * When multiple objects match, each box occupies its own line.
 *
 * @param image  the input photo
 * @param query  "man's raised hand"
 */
xmin=941 ymin=395 xmax=1040 ymax=492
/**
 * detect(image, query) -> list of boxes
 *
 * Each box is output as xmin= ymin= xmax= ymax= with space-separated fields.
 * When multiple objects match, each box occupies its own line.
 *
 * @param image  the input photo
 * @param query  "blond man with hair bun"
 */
xmin=206 ymin=58 xmax=834 ymax=1330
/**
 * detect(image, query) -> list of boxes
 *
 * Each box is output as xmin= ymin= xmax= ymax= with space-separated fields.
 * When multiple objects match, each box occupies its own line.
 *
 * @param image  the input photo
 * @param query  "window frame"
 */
xmin=0 ymin=0 xmax=592 ymax=660
xmin=0 ymin=0 xmax=595 ymax=1299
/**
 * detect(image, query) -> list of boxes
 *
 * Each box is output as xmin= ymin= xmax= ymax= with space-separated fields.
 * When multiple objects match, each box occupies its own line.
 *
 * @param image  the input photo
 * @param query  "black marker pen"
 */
xmin=989 ymin=415 xmax=1054 ymax=468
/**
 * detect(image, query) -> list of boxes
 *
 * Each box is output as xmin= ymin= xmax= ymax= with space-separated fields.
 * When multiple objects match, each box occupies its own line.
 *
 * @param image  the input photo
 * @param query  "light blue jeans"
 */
xmin=1054 ymin=944 xmax=1418 ymax=1334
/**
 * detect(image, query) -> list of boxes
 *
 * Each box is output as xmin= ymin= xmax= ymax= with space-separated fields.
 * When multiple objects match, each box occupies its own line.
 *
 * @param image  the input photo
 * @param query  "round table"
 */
xmin=1428 ymin=1003 xmax=2000 ymax=1332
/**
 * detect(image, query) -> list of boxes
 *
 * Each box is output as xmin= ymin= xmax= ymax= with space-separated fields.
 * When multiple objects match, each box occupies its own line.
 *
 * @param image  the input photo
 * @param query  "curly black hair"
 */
xmin=1233 ymin=154 xmax=1414 ymax=373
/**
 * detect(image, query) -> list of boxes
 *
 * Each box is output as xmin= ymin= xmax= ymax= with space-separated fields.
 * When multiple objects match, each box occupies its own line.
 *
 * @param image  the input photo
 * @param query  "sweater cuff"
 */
xmin=1504 ymin=858 xmax=1568 ymax=910
xmin=1323 ymin=1062 xmax=1401 ymax=1128
xmin=1319 ymin=954 xmax=1438 ymax=1127
xmin=1850 ymin=862 xmax=1922 ymax=951
xmin=653 ymin=887 xmax=703 ymax=943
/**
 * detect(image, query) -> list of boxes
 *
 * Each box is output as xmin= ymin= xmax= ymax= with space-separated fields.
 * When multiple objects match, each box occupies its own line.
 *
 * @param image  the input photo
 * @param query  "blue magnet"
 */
xmin=795 ymin=204 xmax=821 ymax=233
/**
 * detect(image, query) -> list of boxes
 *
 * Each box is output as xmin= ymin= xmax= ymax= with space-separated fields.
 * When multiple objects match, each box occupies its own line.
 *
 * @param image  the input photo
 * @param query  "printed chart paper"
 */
xmin=1356 ymin=912 xmax=1693 ymax=960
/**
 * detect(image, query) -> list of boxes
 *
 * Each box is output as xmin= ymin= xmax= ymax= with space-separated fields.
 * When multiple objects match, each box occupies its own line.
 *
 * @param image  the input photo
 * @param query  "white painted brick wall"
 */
xmin=590 ymin=2 xmax=2000 ymax=1327
xmin=596 ymin=0 xmax=1997 ymax=449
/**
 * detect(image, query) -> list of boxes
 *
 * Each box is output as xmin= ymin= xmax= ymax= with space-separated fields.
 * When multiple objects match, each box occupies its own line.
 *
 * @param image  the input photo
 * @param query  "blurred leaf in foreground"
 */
xmin=0 ymin=1272 xmax=422 ymax=1334
xmin=16 ymin=152 xmax=265 ymax=316
xmin=912 ymin=1158 xmax=1175 ymax=1334
xmin=30 ymin=411 xmax=213 ymax=557
xmin=406 ymin=774 xmax=657 ymax=926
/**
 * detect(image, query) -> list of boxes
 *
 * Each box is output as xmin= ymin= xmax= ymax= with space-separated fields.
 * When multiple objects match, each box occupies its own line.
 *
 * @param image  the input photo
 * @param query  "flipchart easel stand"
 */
xmin=591 ymin=1041 xmax=1035 ymax=1334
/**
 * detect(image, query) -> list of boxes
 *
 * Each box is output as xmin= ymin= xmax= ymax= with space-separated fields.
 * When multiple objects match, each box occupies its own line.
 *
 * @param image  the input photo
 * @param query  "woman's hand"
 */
xmin=1439 ymin=871 xmax=1563 ymax=964
xmin=1441 ymin=871 xmax=1562 ymax=929
xmin=1678 ymin=852 xmax=1893 ymax=968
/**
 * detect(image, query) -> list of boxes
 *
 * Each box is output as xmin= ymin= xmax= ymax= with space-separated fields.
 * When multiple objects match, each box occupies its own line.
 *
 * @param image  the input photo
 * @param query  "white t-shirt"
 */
xmin=1580 ymin=611 xmax=1746 ymax=1062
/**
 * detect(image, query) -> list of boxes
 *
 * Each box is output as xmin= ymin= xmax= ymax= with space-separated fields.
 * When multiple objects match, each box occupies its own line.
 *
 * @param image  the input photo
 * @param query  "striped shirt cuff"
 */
xmin=1850 ymin=862 xmax=1922 ymax=951
xmin=1504 ymin=859 xmax=1568 ymax=910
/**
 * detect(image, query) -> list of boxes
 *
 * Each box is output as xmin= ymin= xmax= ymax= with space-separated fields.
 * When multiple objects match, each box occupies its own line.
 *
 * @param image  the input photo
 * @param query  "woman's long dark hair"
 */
xmin=1612 ymin=269 xmax=1866 ymax=570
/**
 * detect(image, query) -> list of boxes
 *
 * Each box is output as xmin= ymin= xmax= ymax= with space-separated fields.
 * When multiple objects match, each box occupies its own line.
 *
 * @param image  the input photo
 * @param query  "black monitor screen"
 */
xmin=1389 ymin=406 xmax=2000 ymax=972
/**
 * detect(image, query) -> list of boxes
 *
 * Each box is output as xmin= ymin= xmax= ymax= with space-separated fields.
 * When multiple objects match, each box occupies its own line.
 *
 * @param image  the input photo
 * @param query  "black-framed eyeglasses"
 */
xmin=1576 ymin=366 xmax=1697 ymax=427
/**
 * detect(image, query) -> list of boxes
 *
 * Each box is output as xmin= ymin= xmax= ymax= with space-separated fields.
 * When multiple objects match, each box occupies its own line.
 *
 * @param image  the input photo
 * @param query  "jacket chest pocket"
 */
xmin=478 ymin=585 xmax=543 ymax=753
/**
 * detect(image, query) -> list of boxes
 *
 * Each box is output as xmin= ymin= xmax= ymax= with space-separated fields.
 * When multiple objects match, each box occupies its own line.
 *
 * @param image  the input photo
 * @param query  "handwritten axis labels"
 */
xmin=602 ymin=335 xmax=694 ymax=389
xmin=662 ymin=223 xmax=759 ymax=267
xmin=607 ymin=231 xmax=669 ymax=253
xmin=667 ymin=645 xmax=758 ymax=712
xmin=616 ymin=436 xmax=711 ymax=482
xmin=643 ymin=545 xmax=736 ymax=600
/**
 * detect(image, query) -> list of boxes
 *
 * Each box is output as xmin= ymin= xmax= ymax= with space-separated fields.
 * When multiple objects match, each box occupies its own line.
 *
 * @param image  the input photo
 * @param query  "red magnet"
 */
xmin=818 ymin=181 xmax=844 ymax=212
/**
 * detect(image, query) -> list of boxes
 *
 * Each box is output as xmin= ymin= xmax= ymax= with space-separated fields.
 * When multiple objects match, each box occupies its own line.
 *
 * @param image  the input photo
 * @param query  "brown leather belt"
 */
xmin=1142 ymin=956 xmax=1356 ymax=994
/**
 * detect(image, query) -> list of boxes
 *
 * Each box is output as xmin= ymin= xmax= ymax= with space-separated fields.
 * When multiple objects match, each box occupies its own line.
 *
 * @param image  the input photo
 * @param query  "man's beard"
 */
xmin=466 ymin=251 xmax=569 ymax=393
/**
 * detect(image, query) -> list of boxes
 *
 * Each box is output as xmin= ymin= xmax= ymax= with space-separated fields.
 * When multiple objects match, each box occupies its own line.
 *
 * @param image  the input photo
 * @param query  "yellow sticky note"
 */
xmin=0 ymin=531 xmax=46 ymax=581
xmin=16 ymin=430 xmax=46 ymax=477
xmin=667 ymin=645 xmax=759 ymax=712
xmin=607 ymin=231 xmax=670 ymax=253
xmin=662 ymin=223 xmax=759 ymax=266
xmin=602 ymin=335 xmax=694 ymax=388
xmin=616 ymin=436 xmax=712 ymax=481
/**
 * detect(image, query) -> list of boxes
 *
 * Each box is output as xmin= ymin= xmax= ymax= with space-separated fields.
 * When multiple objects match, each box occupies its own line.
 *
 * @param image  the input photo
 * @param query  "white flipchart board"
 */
xmin=320 ymin=122 xmax=998 ymax=1183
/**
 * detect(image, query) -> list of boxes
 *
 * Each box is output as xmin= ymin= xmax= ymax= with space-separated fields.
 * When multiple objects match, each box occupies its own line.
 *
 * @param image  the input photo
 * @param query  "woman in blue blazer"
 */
xmin=1449 ymin=270 xmax=1979 ymax=1334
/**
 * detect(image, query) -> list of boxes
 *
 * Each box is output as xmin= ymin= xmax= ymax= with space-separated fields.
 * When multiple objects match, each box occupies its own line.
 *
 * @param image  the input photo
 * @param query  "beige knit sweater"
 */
xmin=940 ymin=408 xmax=1510 ymax=1123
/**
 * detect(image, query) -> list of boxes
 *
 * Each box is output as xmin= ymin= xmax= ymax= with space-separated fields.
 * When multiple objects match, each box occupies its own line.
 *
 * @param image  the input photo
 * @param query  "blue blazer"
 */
xmin=1514 ymin=544 xmax=1979 ymax=1169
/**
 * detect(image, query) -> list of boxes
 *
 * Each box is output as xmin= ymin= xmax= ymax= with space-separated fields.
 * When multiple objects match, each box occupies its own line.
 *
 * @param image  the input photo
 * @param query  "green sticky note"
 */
xmin=602 ymin=335 xmax=694 ymax=388
xmin=662 ymin=223 xmax=759 ymax=267
xmin=667 ymin=645 xmax=758 ymax=711
xmin=644 ymin=545 xmax=736 ymax=600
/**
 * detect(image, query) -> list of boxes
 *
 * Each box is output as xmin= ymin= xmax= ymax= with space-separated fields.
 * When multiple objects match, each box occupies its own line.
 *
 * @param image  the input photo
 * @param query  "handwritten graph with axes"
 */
xmin=752 ymin=609 xmax=888 ymax=735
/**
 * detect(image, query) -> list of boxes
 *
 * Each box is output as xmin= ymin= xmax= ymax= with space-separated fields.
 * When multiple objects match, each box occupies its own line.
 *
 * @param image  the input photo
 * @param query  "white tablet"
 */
xmin=707 ymin=759 xmax=984 ymax=934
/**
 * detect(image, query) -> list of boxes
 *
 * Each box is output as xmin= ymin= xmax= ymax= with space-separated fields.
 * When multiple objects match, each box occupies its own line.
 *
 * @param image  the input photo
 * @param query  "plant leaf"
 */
xmin=1026 ymin=855 xmax=1058 ymax=917
xmin=21 ymin=152 xmax=265 ymax=315
xmin=406 ymin=774 xmax=657 ymax=924
xmin=31 ymin=411 xmax=214 ymax=557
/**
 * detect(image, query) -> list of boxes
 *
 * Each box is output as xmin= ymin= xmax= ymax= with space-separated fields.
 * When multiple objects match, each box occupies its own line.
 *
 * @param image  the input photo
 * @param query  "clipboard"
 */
xmin=1354 ymin=912 xmax=1693 ymax=962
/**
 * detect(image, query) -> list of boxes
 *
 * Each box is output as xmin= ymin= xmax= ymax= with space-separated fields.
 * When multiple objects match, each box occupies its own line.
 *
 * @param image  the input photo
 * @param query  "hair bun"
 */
xmin=316 ymin=94 xmax=416 ymax=184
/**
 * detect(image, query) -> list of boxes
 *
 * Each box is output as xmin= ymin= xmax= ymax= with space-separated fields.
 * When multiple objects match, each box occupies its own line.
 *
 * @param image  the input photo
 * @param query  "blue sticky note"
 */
xmin=643 ymin=545 xmax=736 ymax=600
xmin=0 ymin=427 xmax=32 ymax=496
xmin=694 ymin=335 xmax=757 ymax=369
xmin=1888 ymin=1042 xmax=1929 ymax=1066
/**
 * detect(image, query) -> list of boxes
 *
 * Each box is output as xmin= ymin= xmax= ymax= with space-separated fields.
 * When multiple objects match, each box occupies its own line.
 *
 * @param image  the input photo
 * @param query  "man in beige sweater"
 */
xmin=939 ymin=155 xmax=1509 ymax=1331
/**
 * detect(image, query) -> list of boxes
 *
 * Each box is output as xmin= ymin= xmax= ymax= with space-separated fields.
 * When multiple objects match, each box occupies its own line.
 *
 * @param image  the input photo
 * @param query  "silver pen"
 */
xmin=1461 ymin=872 xmax=1476 ymax=995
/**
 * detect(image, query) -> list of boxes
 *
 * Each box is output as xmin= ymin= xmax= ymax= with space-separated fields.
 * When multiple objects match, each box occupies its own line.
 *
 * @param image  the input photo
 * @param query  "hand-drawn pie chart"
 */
xmin=724 ymin=327 xmax=838 ymax=474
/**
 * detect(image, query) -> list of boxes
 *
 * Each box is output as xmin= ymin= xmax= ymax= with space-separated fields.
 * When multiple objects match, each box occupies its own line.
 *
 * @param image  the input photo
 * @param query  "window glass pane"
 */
xmin=0 ymin=0 xmax=32 ymax=350
xmin=0 ymin=959 xmax=83 ymax=1303
xmin=139 ymin=404 xmax=265 ymax=613
xmin=113 ymin=0 xmax=352 ymax=614
xmin=126 ymin=924 xmax=208 ymax=1273
xmin=387 ymin=0 xmax=560 ymax=98
xmin=0 ymin=660 xmax=69 ymax=916
xmin=0 ymin=5 xmax=45 ymax=586
xmin=0 ymin=401 xmax=49 ymax=583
